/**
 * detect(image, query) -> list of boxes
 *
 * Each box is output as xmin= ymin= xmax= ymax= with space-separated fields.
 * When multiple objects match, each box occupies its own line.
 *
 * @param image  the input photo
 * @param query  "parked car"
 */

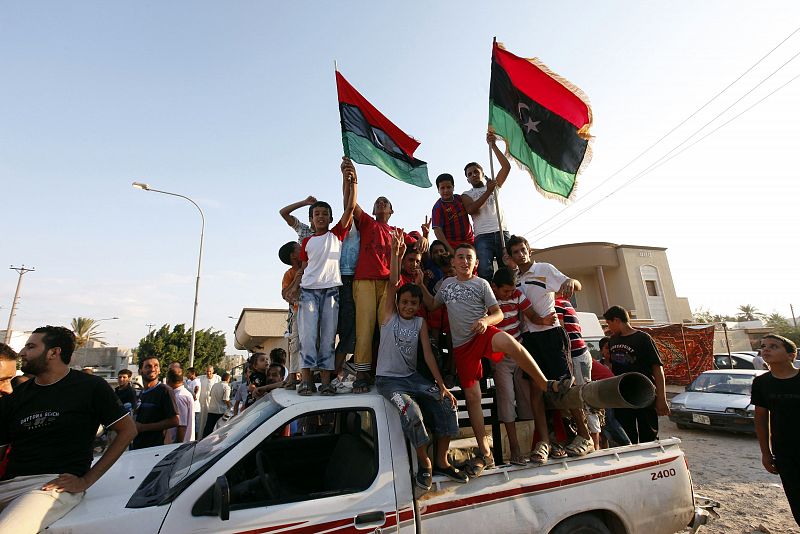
xmin=713 ymin=352 xmax=756 ymax=370
xmin=669 ymin=369 xmax=766 ymax=433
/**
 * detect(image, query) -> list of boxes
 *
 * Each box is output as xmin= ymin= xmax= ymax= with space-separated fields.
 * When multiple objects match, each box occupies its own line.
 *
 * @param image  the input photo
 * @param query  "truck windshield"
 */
xmin=126 ymin=395 xmax=284 ymax=508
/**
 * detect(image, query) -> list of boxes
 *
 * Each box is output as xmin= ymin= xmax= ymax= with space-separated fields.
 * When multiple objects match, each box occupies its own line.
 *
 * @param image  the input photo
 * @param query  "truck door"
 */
xmin=160 ymin=402 xmax=400 ymax=533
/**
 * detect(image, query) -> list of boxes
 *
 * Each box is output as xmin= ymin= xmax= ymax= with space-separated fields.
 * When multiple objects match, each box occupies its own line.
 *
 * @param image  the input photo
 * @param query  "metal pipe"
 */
xmin=545 ymin=372 xmax=656 ymax=410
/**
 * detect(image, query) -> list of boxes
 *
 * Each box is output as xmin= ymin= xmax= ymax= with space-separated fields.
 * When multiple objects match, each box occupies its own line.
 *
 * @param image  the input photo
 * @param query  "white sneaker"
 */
xmin=331 ymin=377 xmax=352 ymax=393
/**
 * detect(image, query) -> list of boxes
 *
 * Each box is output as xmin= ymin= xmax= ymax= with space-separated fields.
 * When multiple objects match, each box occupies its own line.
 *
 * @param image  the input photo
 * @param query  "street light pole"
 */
xmin=5 ymin=265 xmax=35 ymax=344
xmin=132 ymin=181 xmax=205 ymax=368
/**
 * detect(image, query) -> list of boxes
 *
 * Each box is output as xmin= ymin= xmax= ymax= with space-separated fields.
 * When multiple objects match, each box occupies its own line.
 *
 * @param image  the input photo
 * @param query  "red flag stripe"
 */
xmin=492 ymin=42 xmax=590 ymax=130
xmin=336 ymin=71 xmax=420 ymax=159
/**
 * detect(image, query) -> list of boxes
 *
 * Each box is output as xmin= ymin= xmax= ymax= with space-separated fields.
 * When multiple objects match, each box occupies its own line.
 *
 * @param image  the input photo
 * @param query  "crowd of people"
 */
xmin=0 ymin=133 xmax=796 ymax=530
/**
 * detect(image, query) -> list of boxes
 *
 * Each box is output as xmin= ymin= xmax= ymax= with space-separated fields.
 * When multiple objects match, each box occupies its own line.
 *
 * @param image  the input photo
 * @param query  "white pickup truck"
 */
xmin=49 ymin=388 xmax=714 ymax=534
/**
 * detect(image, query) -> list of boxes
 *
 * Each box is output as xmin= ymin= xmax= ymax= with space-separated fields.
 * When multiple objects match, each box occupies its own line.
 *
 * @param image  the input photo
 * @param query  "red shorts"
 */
xmin=453 ymin=326 xmax=505 ymax=389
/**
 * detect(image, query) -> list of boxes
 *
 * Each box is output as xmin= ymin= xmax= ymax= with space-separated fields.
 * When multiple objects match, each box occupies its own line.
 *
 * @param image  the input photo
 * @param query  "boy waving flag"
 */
xmin=336 ymin=70 xmax=431 ymax=188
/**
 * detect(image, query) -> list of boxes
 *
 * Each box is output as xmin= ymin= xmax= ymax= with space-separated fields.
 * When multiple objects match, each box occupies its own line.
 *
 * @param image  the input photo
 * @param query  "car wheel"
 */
xmin=551 ymin=513 xmax=612 ymax=534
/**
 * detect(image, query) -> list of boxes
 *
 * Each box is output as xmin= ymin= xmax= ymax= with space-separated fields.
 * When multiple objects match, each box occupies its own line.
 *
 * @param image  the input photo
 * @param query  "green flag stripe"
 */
xmin=489 ymin=102 xmax=576 ymax=199
xmin=343 ymin=131 xmax=432 ymax=188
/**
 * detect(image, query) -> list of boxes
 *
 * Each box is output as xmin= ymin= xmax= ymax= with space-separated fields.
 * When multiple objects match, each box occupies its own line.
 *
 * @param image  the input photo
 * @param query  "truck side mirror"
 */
xmin=213 ymin=475 xmax=230 ymax=521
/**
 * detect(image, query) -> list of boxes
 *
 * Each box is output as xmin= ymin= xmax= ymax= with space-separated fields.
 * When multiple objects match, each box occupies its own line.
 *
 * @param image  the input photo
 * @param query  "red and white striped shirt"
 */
xmin=497 ymin=289 xmax=532 ymax=340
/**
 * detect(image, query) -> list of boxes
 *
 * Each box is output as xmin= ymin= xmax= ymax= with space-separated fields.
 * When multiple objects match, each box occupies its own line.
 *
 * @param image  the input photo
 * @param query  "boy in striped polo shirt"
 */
xmin=431 ymin=173 xmax=474 ymax=255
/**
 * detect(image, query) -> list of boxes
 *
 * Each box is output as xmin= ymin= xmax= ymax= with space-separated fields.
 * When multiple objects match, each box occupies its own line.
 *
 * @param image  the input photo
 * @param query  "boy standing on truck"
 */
xmin=376 ymin=229 xmax=468 ymax=490
xmin=431 ymin=173 xmax=474 ymax=255
xmin=752 ymin=334 xmax=800 ymax=526
xmin=295 ymin=158 xmax=357 ymax=396
xmin=603 ymin=305 xmax=669 ymax=443
xmin=279 ymin=241 xmax=302 ymax=389
xmin=419 ymin=243 xmax=572 ymax=476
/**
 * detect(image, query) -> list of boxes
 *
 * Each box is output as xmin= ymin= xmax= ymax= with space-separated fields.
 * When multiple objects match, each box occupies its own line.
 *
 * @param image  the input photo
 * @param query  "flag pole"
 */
xmin=487 ymin=37 xmax=505 ymax=251
xmin=335 ymin=60 xmax=351 ymax=157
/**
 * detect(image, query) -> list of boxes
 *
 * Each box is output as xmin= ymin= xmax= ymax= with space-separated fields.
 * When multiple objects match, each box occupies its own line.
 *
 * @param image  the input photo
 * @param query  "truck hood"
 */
xmin=671 ymin=391 xmax=751 ymax=412
xmin=47 ymin=444 xmax=180 ymax=534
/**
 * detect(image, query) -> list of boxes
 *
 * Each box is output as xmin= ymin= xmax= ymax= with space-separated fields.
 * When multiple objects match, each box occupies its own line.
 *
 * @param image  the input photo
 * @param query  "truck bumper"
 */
xmin=685 ymin=495 xmax=720 ymax=533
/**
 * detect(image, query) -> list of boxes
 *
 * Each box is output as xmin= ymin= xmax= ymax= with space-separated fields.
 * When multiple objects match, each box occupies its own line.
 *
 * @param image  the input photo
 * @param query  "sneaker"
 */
xmin=416 ymin=468 xmax=433 ymax=491
xmin=433 ymin=464 xmax=469 ymax=483
xmin=331 ymin=377 xmax=352 ymax=394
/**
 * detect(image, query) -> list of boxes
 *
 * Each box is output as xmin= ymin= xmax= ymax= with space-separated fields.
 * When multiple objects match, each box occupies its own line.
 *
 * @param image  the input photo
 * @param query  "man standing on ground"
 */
xmin=461 ymin=132 xmax=511 ymax=280
xmin=166 ymin=368 xmax=195 ymax=443
xmin=203 ymin=372 xmax=231 ymax=438
xmin=198 ymin=365 xmax=220 ymax=434
xmin=115 ymin=369 xmax=137 ymax=414
xmin=184 ymin=367 xmax=201 ymax=433
xmin=0 ymin=326 xmax=137 ymax=533
xmin=603 ymin=305 xmax=669 ymax=443
xmin=131 ymin=357 xmax=178 ymax=449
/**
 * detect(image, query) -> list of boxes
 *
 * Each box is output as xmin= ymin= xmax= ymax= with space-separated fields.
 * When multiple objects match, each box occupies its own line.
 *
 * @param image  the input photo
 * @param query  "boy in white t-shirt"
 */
xmin=293 ymin=158 xmax=357 ymax=396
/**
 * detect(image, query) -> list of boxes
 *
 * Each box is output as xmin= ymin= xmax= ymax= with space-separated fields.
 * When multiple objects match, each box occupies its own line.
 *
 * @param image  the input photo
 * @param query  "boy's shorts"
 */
xmin=521 ymin=327 xmax=572 ymax=380
xmin=453 ymin=326 xmax=504 ymax=390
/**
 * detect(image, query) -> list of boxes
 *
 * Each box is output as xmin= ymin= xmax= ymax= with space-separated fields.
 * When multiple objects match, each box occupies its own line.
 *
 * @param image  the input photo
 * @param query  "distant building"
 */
xmin=531 ymin=242 xmax=692 ymax=323
xmin=233 ymin=308 xmax=289 ymax=355
xmin=70 ymin=340 xmax=134 ymax=378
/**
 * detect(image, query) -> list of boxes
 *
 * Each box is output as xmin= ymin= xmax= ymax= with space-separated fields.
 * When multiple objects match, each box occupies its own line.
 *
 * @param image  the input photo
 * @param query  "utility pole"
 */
xmin=4 ymin=265 xmax=35 ymax=345
xmin=146 ymin=323 xmax=155 ymax=334
xmin=791 ymin=304 xmax=798 ymax=329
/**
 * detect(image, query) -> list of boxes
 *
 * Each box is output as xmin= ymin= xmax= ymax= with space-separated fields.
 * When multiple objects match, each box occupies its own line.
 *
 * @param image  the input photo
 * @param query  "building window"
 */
xmin=645 ymin=280 xmax=659 ymax=297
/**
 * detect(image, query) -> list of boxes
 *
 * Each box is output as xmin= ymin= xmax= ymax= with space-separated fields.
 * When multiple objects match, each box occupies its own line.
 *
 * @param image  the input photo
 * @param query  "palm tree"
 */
xmin=71 ymin=317 xmax=108 ymax=348
xmin=736 ymin=304 xmax=763 ymax=322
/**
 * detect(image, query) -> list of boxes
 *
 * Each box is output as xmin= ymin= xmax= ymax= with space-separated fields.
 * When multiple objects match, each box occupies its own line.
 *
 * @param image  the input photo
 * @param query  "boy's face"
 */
xmin=492 ymin=283 xmax=515 ymax=301
xmin=600 ymin=345 xmax=610 ymax=360
xmin=452 ymin=248 xmax=477 ymax=279
xmin=402 ymin=252 xmax=422 ymax=275
xmin=289 ymin=243 xmax=300 ymax=263
xmin=397 ymin=292 xmax=421 ymax=319
xmin=372 ymin=197 xmax=393 ymax=218
xmin=430 ymin=244 xmax=447 ymax=263
xmin=253 ymin=354 xmax=268 ymax=372
xmin=117 ymin=373 xmax=130 ymax=388
xmin=509 ymin=242 xmax=531 ymax=266
xmin=437 ymin=180 xmax=454 ymax=201
xmin=187 ymin=370 xmax=196 ymax=379
xmin=310 ymin=206 xmax=332 ymax=232
xmin=605 ymin=318 xmax=623 ymax=336
xmin=465 ymin=164 xmax=484 ymax=187
xmin=266 ymin=367 xmax=282 ymax=383
xmin=760 ymin=337 xmax=795 ymax=366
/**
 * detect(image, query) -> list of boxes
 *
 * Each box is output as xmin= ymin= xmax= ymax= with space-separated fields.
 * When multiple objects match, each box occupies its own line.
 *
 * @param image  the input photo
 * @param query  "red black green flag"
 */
xmin=489 ymin=41 xmax=593 ymax=202
xmin=336 ymin=71 xmax=431 ymax=188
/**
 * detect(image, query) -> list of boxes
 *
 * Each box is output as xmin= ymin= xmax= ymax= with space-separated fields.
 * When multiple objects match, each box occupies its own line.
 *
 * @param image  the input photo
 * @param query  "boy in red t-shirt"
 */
xmin=431 ymin=173 xmax=474 ymax=255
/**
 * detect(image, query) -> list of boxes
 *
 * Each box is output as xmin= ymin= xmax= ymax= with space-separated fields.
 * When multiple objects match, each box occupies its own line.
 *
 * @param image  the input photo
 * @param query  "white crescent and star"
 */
xmin=517 ymin=103 xmax=541 ymax=134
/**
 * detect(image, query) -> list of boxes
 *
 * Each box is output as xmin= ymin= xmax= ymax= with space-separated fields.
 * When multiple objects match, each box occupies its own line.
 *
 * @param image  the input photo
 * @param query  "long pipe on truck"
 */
xmin=545 ymin=372 xmax=656 ymax=410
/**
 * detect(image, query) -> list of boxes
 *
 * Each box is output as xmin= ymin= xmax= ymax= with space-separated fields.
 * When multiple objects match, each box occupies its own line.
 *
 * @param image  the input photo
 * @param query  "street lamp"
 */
xmin=132 ymin=181 xmax=205 ymax=368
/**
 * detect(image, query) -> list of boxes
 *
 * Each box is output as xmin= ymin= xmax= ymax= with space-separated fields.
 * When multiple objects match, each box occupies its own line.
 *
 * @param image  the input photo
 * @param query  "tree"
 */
xmin=692 ymin=307 xmax=735 ymax=323
xmin=71 ymin=317 xmax=108 ymax=348
xmin=135 ymin=324 xmax=226 ymax=373
xmin=764 ymin=312 xmax=790 ymax=331
xmin=736 ymin=304 xmax=764 ymax=322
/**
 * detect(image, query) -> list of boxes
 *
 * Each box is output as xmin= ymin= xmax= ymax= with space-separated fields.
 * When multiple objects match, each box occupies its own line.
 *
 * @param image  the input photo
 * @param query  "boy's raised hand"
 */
xmin=341 ymin=157 xmax=357 ymax=181
xmin=420 ymin=215 xmax=431 ymax=239
xmin=304 ymin=195 xmax=317 ymax=205
xmin=391 ymin=227 xmax=406 ymax=257
xmin=487 ymin=130 xmax=497 ymax=146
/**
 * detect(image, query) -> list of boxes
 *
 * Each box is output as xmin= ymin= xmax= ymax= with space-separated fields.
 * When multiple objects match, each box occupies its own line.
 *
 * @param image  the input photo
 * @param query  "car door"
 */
xmin=159 ymin=397 xmax=400 ymax=534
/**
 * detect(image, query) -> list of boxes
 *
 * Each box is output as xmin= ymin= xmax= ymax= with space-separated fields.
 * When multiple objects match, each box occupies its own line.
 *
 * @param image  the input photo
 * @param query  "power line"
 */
xmin=518 ymin=25 xmax=800 ymax=239
xmin=529 ymin=68 xmax=800 ymax=243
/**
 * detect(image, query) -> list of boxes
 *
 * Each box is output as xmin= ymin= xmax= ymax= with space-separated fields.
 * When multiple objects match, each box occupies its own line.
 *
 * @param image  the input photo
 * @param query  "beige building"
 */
xmin=233 ymin=308 xmax=289 ymax=354
xmin=531 ymin=242 xmax=692 ymax=323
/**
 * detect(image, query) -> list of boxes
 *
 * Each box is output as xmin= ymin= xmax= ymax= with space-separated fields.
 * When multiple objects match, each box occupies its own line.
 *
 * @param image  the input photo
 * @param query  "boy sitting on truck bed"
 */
xmin=418 ymin=243 xmax=573 ymax=476
xmin=376 ymin=228 xmax=468 ymax=491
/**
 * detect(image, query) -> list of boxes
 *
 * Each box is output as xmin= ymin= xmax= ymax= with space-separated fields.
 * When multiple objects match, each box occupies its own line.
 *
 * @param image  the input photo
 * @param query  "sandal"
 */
xmin=530 ymin=441 xmax=550 ymax=465
xmin=549 ymin=442 xmax=567 ymax=459
xmin=319 ymin=383 xmax=336 ymax=396
xmin=509 ymin=453 xmax=528 ymax=466
xmin=565 ymin=435 xmax=595 ymax=457
xmin=297 ymin=381 xmax=316 ymax=396
xmin=465 ymin=452 xmax=495 ymax=477
xmin=433 ymin=464 xmax=469 ymax=483
xmin=352 ymin=379 xmax=370 ymax=394
xmin=416 ymin=468 xmax=433 ymax=490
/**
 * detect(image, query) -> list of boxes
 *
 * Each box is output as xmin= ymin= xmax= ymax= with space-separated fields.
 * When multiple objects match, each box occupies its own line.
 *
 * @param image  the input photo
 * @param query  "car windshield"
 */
xmin=688 ymin=373 xmax=754 ymax=395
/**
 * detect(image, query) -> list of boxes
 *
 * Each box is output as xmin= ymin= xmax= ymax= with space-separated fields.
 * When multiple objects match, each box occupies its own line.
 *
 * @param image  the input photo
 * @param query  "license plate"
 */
xmin=692 ymin=413 xmax=711 ymax=425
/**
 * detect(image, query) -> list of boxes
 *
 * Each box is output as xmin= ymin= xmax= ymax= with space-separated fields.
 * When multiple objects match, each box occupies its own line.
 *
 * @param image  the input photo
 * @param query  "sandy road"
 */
xmin=660 ymin=417 xmax=798 ymax=533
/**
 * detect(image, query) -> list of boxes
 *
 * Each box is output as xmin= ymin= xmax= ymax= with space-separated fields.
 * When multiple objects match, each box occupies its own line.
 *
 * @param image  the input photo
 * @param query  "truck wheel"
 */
xmin=551 ymin=513 xmax=612 ymax=534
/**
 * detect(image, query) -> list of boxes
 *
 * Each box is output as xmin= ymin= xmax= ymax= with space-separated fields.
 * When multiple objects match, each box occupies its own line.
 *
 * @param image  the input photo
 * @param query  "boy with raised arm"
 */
xmin=418 ymin=243 xmax=572 ymax=476
xmin=376 ymin=229 xmax=468 ymax=490
xmin=279 ymin=196 xmax=317 ymax=242
xmin=295 ymin=158 xmax=357 ymax=396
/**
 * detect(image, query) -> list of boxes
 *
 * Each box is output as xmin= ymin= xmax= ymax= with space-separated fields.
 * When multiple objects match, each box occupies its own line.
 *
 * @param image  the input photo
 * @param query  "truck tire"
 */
xmin=551 ymin=513 xmax=612 ymax=534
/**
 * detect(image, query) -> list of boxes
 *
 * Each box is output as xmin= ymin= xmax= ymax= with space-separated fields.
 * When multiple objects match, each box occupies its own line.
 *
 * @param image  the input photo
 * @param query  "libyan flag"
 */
xmin=489 ymin=41 xmax=593 ymax=202
xmin=336 ymin=71 xmax=431 ymax=188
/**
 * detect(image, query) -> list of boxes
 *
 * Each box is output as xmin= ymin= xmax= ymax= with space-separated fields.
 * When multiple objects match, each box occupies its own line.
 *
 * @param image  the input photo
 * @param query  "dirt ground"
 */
xmin=660 ymin=417 xmax=798 ymax=533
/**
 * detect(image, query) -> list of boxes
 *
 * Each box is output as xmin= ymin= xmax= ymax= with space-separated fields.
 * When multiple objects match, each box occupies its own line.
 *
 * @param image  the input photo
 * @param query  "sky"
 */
xmin=2 ymin=1 xmax=800 ymax=352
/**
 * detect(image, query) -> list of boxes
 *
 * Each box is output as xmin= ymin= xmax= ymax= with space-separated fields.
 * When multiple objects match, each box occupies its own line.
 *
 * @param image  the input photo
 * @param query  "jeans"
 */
xmin=298 ymin=287 xmax=339 ymax=371
xmin=376 ymin=373 xmax=459 ymax=449
xmin=475 ymin=230 xmax=510 ymax=280
xmin=602 ymin=408 xmax=632 ymax=446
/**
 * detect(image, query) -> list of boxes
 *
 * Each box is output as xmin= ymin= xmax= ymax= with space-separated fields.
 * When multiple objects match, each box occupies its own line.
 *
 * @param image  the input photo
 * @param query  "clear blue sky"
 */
xmin=3 ymin=1 xmax=800 ymax=351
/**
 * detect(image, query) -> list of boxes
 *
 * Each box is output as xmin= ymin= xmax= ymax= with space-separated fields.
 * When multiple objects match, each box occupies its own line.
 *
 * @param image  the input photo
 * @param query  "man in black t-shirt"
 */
xmin=751 ymin=334 xmax=800 ymax=526
xmin=131 ymin=356 xmax=178 ymax=449
xmin=603 ymin=306 xmax=670 ymax=443
xmin=115 ymin=369 xmax=137 ymax=413
xmin=0 ymin=326 xmax=137 ymax=533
